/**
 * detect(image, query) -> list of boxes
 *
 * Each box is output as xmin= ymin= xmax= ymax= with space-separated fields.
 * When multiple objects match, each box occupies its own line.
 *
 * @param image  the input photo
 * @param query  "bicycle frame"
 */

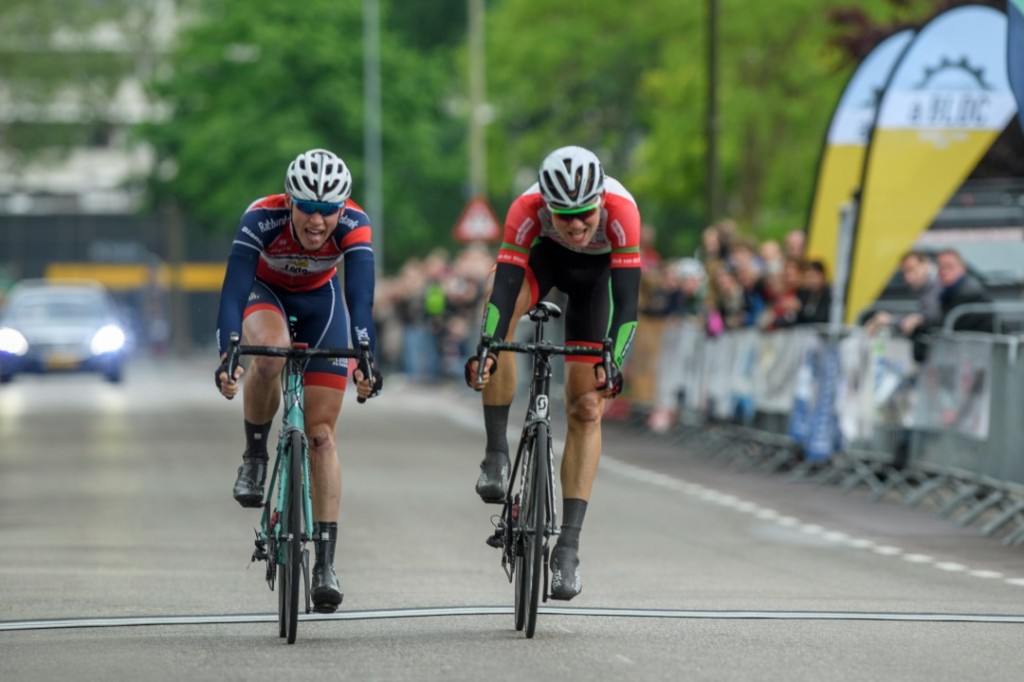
xmin=261 ymin=354 xmax=312 ymax=567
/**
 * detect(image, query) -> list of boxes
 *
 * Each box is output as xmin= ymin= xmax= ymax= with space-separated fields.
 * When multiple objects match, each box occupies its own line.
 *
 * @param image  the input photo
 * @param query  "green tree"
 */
xmin=483 ymin=0 xmax=953 ymax=256
xmin=142 ymin=0 xmax=465 ymax=272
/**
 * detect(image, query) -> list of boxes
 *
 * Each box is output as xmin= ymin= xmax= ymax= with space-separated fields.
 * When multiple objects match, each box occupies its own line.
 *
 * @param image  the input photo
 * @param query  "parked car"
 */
xmin=0 ymin=279 xmax=129 ymax=383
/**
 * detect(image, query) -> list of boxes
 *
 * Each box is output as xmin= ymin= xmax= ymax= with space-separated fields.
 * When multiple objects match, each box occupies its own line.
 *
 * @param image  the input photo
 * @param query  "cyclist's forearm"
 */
xmin=608 ymin=265 xmax=641 ymax=366
xmin=481 ymin=261 xmax=525 ymax=345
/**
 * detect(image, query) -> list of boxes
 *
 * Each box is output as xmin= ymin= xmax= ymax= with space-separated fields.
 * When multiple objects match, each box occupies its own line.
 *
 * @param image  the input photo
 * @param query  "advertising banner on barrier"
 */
xmin=806 ymin=29 xmax=915 ymax=277
xmin=837 ymin=333 xmax=916 ymax=443
xmin=914 ymin=337 xmax=992 ymax=439
xmin=754 ymin=330 xmax=803 ymax=415
xmin=845 ymin=6 xmax=1017 ymax=323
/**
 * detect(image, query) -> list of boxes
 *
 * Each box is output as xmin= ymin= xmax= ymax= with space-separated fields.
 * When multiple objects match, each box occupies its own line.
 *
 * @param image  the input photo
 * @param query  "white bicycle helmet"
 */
xmin=537 ymin=145 xmax=605 ymax=212
xmin=284 ymin=148 xmax=353 ymax=203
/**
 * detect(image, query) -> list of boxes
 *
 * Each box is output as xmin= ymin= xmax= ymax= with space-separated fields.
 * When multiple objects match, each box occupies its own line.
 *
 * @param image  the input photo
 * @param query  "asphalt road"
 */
xmin=1 ymin=357 xmax=1022 ymax=681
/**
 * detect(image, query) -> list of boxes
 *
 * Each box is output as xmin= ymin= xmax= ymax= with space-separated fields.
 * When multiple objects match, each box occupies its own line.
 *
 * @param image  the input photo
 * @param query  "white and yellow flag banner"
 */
xmin=806 ymin=29 xmax=915 ymax=277
xmin=845 ymin=5 xmax=1018 ymax=323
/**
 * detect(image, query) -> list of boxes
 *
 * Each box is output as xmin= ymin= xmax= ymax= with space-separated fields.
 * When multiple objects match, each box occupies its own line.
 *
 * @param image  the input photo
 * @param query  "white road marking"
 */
xmin=427 ymin=389 xmax=1024 ymax=591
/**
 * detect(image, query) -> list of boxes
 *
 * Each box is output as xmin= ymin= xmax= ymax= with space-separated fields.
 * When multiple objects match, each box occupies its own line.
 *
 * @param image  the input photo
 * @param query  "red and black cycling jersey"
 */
xmin=215 ymin=193 xmax=376 ymax=355
xmin=483 ymin=177 xmax=642 ymax=366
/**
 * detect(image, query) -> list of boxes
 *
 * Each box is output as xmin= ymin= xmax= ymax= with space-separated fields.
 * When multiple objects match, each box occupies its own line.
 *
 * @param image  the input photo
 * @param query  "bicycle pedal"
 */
xmin=485 ymin=531 xmax=504 ymax=549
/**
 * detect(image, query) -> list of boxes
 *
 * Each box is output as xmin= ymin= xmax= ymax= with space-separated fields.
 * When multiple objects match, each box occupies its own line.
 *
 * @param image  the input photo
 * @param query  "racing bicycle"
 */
xmin=224 ymin=331 xmax=375 ymax=644
xmin=476 ymin=301 xmax=614 ymax=638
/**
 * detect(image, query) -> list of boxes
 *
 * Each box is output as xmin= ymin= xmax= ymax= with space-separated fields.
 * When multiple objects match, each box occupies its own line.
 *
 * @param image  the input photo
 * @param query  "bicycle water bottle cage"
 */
xmin=530 ymin=301 xmax=562 ymax=322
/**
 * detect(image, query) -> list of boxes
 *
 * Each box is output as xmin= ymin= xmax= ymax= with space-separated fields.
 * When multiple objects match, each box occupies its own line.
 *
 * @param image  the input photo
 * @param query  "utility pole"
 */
xmin=363 ymin=0 xmax=384 ymax=274
xmin=468 ymin=0 xmax=487 ymax=197
xmin=706 ymin=0 xmax=720 ymax=225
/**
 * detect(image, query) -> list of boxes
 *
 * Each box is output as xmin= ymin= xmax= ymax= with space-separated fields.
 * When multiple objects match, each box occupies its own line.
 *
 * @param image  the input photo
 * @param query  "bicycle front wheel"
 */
xmin=517 ymin=422 xmax=548 ymax=639
xmin=282 ymin=429 xmax=304 ymax=644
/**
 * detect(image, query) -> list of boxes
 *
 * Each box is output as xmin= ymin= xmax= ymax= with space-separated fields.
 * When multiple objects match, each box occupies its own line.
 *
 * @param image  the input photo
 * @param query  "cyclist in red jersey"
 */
xmin=464 ymin=146 xmax=642 ymax=600
xmin=214 ymin=148 xmax=382 ymax=613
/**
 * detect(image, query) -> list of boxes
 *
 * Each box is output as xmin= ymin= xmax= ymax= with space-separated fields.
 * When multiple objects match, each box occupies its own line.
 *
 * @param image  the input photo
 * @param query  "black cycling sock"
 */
xmin=483 ymin=404 xmax=511 ymax=457
xmin=558 ymin=498 xmax=588 ymax=550
xmin=244 ymin=420 xmax=272 ymax=458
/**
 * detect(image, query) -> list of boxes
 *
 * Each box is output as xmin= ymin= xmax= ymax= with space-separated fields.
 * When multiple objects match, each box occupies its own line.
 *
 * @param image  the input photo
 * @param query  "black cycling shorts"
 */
xmin=524 ymin=239 xmax=610 ymax=361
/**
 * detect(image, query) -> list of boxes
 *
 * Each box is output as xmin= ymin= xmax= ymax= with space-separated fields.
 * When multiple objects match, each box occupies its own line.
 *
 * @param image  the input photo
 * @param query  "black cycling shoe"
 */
xmin=475 ymin=450 xmax=510 ymax=503
xmin=232 ymin=454 xmax=268 ymax=508
xmin=311 ymin=563 xmax=344 ymax=613
xmin=549 ymin=545 xmax=582 ymax=601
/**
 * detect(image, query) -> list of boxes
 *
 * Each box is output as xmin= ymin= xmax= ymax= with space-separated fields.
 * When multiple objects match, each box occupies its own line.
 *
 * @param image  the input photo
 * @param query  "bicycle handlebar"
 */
xmin=477 ymin=335 xmax=615 ymax=389
xmin=226 ymin=333 xmax=376 ymax=404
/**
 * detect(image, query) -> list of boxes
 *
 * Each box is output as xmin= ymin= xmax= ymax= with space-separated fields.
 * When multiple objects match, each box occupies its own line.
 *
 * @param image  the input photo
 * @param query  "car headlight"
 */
xmin=90 ymin=325 xmax=126 ymax=355
xmin=0 ymin=327 xmax=29 ymax=355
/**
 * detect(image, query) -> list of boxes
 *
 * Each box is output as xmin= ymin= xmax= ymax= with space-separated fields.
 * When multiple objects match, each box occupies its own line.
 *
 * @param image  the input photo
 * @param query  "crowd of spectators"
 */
xmin=638 ymin=219 xmax=834 ymax=336
xmin=373 ymin=219 xmax=842 ymax=385
xmin=374 ymin=243 xmax=493 ymax=383
xmin=373 ymin=219 xmax=996 ymax=388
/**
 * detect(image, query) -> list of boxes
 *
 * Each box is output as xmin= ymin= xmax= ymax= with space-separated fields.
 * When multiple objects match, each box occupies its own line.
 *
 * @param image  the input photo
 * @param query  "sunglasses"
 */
xmin=550 ymin=204 xmax=599 ymax=221
xmin=292 ymin=198 xmax=344 ymax=217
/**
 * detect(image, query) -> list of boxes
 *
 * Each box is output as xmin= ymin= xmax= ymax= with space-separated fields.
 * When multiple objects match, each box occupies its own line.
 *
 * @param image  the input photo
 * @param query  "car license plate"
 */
xmin=46 ymin=354 xmax=80 ymax=370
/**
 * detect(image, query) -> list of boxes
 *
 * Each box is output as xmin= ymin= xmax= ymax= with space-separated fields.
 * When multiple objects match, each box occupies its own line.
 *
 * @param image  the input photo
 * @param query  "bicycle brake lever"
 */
xmin=356 ymin=339 xmax=372 ymax=404
xmin=475 ymin=336 xmax=492 ymax=389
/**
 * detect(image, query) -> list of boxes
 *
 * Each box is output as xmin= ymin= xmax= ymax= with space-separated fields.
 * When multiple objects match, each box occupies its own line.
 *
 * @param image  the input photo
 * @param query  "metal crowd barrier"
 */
xmin=623 ymin=317 xmax=1024 ymax=548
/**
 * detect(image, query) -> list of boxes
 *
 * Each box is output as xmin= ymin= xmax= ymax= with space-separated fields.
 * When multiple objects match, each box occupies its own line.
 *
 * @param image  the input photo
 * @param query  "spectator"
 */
xmin=731 ymin=244 xmax=771 ymax=328
xmin=795 ymin=259 xmax=832 ymax=325
xmin=759 ymin=239 xmax=784 ymax=279
xmin=696 ymin=224 xmax=725 ymax=266
xmin=706 ymin=260 xmax=745 ymax=334
xmin=760 ymin=256 xmax=803 ymax=330
xmin=864 ymin=250 xmax=942 ymax=343
xmin=935 ymin=249 xmax=994 ymax=333
xmin=783 ymin=229 xmax=806 ymax=262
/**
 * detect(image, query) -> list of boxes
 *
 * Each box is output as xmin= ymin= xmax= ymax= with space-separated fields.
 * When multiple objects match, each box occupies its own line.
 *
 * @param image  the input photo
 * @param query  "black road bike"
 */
xmin=476 ymin=301 xmax=613 ymax=638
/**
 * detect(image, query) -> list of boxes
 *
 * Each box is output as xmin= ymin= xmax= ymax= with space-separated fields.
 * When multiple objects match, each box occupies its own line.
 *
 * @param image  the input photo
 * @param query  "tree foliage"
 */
xmin=142 ymin=0 xmax=466 ymax=271
xmin=483 ymin=0 xmax=984 ymax=256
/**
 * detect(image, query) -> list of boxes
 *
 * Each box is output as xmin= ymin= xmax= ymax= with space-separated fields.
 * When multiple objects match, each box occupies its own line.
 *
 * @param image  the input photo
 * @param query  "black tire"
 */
xmin=513 ymin=490 xmax=527 ymax=631
xmin=513 ymin=435 xmax=533 ymax=632
xmin=524 ymin=422 xmax=548 ymax=639
xmin=283 ymin=429 xmax=303 ymax=644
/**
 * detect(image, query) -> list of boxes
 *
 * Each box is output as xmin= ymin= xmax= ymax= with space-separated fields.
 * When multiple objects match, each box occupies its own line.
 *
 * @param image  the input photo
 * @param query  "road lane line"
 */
xmin=4 ymin=606 xmax=1024 ymax=632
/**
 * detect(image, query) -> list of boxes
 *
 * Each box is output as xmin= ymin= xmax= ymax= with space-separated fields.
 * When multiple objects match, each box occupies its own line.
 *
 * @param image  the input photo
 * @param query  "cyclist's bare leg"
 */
xmin=549 ymin=360 xmax=603 ymax=600
xmin=241 ymin=310 xmax=288 ymax=422
xmin=304 ymin=383 xmax=345 ymax=611
xmin=477 ymin=278 xmax=533 ymax=501
xmin=232 ymin=310 xmax=288 ymax=507
xmin=305 ymin=386 xmax=344 ymax=522
xmin=561 ymin=361 xmax=604 ymax=501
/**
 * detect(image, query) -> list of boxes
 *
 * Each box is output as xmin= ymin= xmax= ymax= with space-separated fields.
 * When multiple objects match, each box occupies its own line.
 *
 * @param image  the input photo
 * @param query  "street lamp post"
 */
xmin=363 ymin=0 xmax=384 ymax=274
xmin=706 ymin=0 xmax=720 ymax=225
xmin=468 ymin=0 xmax=486 ymax=197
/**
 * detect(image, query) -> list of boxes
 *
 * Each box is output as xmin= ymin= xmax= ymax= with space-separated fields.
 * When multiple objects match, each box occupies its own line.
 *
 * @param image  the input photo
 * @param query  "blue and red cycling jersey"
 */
xmin=215 ymin=193 xmax=376 ymax=359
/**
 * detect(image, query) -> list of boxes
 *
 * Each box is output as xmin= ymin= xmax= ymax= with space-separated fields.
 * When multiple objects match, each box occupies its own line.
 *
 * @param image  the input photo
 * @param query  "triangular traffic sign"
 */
xmin=453 ymin=196 xmax=502 ymax=243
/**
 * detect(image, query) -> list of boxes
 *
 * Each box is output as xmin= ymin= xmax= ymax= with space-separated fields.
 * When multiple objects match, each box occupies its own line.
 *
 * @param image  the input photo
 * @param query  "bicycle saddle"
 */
xmin=529 ymin=301 xmax=562 ymax=321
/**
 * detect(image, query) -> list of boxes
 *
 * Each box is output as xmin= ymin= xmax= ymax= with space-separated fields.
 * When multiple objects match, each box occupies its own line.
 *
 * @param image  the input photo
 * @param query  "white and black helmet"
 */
xmin=537 ymin=145 xmax=605 ymax=212
xmin=285 ymin=148 xmax=353 ymax=203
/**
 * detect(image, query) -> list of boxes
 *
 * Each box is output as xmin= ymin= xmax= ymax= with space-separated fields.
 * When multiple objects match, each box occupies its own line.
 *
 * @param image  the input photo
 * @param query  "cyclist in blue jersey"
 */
xmin=214 ymin=148 xmax=382 ymax=613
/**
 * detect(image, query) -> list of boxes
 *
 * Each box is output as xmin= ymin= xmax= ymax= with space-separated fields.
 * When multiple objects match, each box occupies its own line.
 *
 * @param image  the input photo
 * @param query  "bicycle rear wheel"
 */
xmin=281 ymin=429 xmax=303 ymax=644
xmin=515 ymin=423 xmax=548 ymax=638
